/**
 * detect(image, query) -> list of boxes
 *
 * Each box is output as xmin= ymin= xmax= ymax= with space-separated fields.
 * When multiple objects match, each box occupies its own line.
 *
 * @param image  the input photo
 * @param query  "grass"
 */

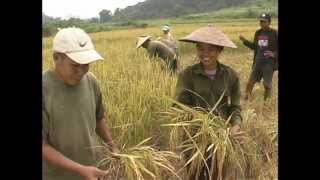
xmin=42 ymin=19 xmax=278 ymax=179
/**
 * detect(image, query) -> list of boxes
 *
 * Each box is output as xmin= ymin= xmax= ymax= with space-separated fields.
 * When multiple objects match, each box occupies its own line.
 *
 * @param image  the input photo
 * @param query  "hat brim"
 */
xmin=136 ymin=36 xmax=151 ymax=48
xmin=179 ymin=38 xmax=237 ymax=48
xmin=66 ymin=49 xmax=104 ymax=64
xmin=178 ymin=26 xmax=237 ymax=48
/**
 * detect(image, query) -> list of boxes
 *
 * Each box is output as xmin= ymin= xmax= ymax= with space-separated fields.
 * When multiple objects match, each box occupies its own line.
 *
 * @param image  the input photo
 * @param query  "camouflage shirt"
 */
xmin=175 ymin=62 xmax=242 ymax=125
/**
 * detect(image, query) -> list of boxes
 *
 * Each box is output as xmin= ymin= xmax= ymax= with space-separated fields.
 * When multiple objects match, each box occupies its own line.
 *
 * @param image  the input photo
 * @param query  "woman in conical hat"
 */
xmin=175 ymin=26 xmax=243 ymax=180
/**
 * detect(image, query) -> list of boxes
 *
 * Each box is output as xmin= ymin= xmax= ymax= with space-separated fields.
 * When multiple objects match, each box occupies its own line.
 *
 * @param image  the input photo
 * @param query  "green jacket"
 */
xmin=242 ymin=27 xmax=278 ymax=71
xmin=175 ymin=62 xmax=242 ymax=125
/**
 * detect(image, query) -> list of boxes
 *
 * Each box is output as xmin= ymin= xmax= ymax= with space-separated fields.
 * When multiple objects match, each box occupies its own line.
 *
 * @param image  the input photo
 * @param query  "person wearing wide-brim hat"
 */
xmin=136 ymin=35 xmax=178 ymax=72
xmin=239 ymin=13 xmax=278 ymax=101
xmin=176 ymin=26 xmax=243 ymax=180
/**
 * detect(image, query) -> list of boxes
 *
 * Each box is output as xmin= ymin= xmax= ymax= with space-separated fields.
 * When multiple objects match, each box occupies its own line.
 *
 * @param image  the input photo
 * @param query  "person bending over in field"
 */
xmin=159 ymin=38 xmax=179 ymax=64
xmin=239 ymin=13 xmax=278 ymax=101
xmin=42 ymin=27 xmax=120 ymax=180
xmin=176 ymin=25 xmax=243 ymax=180
xmin=136 ymin=35 xmax=178 ymax=72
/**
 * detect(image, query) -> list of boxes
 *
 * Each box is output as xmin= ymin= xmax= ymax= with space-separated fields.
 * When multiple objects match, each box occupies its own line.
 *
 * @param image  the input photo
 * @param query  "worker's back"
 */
xmin=147 ymin=40 xmax=175 ymax=61
xmin=159 ymin=38 xmax=178 ymax=57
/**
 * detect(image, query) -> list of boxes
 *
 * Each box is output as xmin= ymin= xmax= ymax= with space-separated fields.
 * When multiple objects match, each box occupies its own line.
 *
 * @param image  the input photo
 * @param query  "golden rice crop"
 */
xmin=97 ymin=137 xmax=181 ymax=180
xmin=43 ymin=19 xmax=278 ymax=179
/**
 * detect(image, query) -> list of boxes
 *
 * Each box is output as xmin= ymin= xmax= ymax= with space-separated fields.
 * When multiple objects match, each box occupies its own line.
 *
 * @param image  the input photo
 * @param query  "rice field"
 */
xmin=43 ymin=19 xmax=278 ymax=179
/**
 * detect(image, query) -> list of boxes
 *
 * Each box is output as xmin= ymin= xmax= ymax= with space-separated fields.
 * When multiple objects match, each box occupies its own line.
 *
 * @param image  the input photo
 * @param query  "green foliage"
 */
xmin=42 ymin=0 xmax=277 ymax=35
xmin=112 ymin=0 xmax=250 ymax=21
xmin=99 ymin=9 xmax=112 ymax=23
xmin=42 ymin=21 xmax=112 ymax=37
xmin=117 ymin=21 xmax=149 ymax=28
xmin=43 ymin=21 xmax=278 ymax=179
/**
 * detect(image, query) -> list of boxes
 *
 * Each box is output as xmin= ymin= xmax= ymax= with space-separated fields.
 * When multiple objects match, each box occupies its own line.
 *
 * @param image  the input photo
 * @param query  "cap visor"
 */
xmin=66 ymin=49 xmax=104 ymax=64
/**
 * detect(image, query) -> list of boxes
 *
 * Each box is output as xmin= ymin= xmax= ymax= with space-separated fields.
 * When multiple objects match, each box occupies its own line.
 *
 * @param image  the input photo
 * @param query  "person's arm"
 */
xmin=228 ymin=73 xmax=245 ymax=143
xmin=269 ymin=30 xmax=278 ymax=59
xmin=43 ymin=105 xmax=105 ymax=179
xmin=174 ymin=69 xmax=194 ymax=106
xmin=242 ymin=39 xmax=255 ymax=50
xmin=239 ymin=31 xmax=257 ymax=50
xmin=96 ymin=118 xmax=120 ymax=153
xmin=42 ymin=100 xmax=106 ymax=180
xmin=264 ymin=30 xmax=278 ymax=60
xmin=169 ymin=33 xmax=175 ymax=42
xmin=43 ymin=142 xmax=106 ymax=180
xmin=228 ymin=73 xmax=242 ymax=126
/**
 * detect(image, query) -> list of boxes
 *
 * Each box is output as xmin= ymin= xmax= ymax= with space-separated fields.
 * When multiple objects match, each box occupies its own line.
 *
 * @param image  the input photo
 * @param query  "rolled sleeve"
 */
xmin=96 ymin=91 xmax=105 ymax=121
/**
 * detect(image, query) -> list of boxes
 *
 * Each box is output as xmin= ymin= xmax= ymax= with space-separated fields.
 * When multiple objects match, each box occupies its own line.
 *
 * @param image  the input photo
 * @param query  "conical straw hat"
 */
xmin=136 ymin=35 xmax=152 ymax=48
xmin=179 ymin=26 xmax=237 ymax=48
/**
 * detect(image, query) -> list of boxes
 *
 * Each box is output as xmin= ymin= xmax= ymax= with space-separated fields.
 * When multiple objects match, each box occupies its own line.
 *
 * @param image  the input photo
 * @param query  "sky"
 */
xmin=43 ymin=0 xmax=146 ymax=19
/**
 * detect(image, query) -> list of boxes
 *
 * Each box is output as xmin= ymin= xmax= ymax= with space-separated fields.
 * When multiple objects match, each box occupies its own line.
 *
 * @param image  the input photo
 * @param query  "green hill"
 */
xmin=112 ymin=0 xmax=250 ymax=21
xmin=43 ymin=0 xmax=278 ymax=37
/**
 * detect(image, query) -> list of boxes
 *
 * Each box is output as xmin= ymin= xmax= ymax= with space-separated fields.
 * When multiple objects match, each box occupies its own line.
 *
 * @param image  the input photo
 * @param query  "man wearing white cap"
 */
xmin=137 ymin=35 xmax=177 ymax=72
xmin=42 ymin=27 xmax=119 ymax=180
xmin=162 ymin=24 xmax=175 ymax=42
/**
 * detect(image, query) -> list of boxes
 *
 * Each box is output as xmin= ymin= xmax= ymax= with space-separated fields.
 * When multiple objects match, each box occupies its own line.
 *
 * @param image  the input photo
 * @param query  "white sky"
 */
xmin=43 ymin=0 xmax=146 ymax=19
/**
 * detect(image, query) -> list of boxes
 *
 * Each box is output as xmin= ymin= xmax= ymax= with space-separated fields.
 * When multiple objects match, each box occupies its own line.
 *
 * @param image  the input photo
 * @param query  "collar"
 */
xmin=193 ymin=61 xmax=226 ymax=77
xmin=260 ymin=27 xmax=272 ymax=32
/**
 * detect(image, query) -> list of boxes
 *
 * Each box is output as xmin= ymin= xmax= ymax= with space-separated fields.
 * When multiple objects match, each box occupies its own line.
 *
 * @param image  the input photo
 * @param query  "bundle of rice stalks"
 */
xmin=97 ymin=137 xmax=182 ymax=180
xmin=160 ymin=100 xmax=260 ymax=180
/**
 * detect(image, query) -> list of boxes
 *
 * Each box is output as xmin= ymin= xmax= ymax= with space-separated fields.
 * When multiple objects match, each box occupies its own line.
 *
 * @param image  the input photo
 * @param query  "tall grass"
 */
xmin=42 ymin=20 xmax=278 ymax=179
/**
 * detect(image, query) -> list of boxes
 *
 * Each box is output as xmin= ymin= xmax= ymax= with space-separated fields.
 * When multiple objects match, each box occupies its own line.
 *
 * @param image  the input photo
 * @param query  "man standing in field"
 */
xmin=161 ymin=24 xmax=175 ymax=42
xmin=239 ymin=13 xmax=278 ymax=101
xmin=42 ymin=27 xmax=119 ymax=180
xmin=137 ymin=35 xmax=178 ymax=72
xmin=159 ymin=25 xmax=178 ymax=57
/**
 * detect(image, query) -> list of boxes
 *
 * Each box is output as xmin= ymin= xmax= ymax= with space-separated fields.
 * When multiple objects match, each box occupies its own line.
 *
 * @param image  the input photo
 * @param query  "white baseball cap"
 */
xmin=53 ymin=27 xmax=104 ymax=64
xmin=162 ymin=25 xmax=170 ymax=31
